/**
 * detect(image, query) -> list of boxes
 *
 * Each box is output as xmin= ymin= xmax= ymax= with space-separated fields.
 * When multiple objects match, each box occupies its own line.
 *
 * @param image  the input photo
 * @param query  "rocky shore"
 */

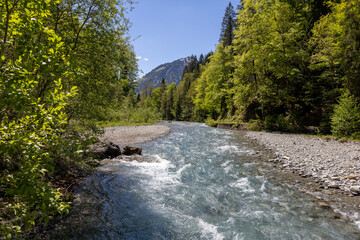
xmin=29 ymin=124 xmax=171 ymax=238
xmin=243 ymin=130 xmax=360 ymax=227
xmin=244 ymin=131 xmax=360 ymax=195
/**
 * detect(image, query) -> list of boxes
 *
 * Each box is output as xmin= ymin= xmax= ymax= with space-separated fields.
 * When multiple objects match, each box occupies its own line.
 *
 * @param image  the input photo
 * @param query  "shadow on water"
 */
xmin=51 ymin=168 xmax=178 ymax=240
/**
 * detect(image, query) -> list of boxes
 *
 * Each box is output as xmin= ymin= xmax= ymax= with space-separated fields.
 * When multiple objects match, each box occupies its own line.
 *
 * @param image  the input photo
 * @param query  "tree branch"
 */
xmin=3 ymin=0 xmax=10 ymax=44
xmin=72 ymin=3 xmax=95 ymax=51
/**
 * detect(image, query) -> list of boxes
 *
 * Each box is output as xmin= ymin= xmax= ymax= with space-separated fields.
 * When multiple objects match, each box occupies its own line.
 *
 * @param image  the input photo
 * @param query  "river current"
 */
xmin=53 ymin=122 xmax=360 ymax=239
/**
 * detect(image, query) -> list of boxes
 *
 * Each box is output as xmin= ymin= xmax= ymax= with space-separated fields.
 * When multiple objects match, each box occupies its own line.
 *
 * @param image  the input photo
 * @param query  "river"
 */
xmin=52 ymin=122 xmax=360 ymax=239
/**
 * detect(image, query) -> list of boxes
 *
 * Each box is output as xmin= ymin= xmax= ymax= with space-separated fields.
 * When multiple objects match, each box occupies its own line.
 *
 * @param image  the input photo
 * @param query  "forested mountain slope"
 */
xmin=136 ymin=57 xmax=190 ymax=92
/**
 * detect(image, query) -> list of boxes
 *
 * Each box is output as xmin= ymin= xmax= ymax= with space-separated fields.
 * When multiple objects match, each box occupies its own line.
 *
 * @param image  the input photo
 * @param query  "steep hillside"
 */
xmin=136 ymin=57 xmax=190 ymax=92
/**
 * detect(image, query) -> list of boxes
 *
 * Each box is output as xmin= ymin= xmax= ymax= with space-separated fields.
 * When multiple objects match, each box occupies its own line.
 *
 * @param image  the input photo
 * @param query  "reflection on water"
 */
xmin=53 ymin=122 xmax=360 ymax=239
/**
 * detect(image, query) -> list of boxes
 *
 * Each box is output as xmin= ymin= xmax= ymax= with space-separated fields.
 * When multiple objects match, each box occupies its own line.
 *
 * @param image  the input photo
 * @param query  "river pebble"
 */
xmin=245 ymin=131 xmax=360 ymax=194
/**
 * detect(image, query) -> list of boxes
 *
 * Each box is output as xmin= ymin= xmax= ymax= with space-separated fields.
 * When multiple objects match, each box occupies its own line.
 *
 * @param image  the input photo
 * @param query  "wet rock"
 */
xmin=122 ymin=155 xmax=150 ymax=162
xmin=122 ymin=145 xmax=142 ymax=155
xmin=106 ymin=142 xmax=122 ymax=158
xmin=89 ymin=141 xmax=121 ymax=159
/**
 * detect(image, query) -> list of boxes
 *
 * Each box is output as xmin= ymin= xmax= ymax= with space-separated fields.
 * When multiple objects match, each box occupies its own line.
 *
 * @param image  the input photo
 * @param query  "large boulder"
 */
xmin=106 ymin=142 xmax=122 ymax=158
xmin=121 ymin=145 xmax=142 ymax=155
xmin=89 ymin=141 xmax=121 ymax=159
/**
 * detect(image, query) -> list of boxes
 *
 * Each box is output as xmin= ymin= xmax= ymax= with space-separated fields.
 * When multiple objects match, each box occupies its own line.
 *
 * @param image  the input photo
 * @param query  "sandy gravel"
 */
xmin=245 ymin=131 xmax=360 ymax=194
xmin=99 ymin=125 xmax=171 ymax=146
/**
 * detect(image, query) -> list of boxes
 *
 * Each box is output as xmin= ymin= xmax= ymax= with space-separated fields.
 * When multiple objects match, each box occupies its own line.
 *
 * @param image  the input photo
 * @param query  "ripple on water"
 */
xmin=53 ymin=122 xmax=360 ymax=239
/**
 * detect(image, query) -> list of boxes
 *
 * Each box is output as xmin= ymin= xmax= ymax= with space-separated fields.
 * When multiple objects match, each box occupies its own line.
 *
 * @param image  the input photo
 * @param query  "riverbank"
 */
xmin=99 ymin=124 xmax=171 ymax=146
xmin=23 ymin=124 xmax=171 ymax=239
xmin=46 ymin=122 xmax=360 ymax=239
xmin=241 ymin=130 xmax=360 ymax=227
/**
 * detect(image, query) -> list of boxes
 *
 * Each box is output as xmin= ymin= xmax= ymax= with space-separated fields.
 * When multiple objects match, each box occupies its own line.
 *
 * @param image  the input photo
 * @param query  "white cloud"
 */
xmin=136 ymin=56 xmax=149 ymax=61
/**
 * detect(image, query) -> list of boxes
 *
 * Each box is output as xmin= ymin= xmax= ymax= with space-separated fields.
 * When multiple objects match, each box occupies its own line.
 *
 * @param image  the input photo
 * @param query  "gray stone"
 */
xmin=349 ymin=186 xmax=360 ymax=193
xmin=89 ymin=141 xmax=121 ymax=159
xmin=106 ymin=142 xmax=122 ymax=158
xmin=122 ymin=145 xmax=142 ymax=155
xmin=328 ymin=183 xmax=340 ymax=189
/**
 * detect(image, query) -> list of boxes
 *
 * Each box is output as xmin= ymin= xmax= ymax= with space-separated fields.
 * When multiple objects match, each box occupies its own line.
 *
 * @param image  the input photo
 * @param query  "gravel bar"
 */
xmin=245 ymin=131 xmax=360 ymax=195
xmin=99 ymin=125 xmax=171 ymax=146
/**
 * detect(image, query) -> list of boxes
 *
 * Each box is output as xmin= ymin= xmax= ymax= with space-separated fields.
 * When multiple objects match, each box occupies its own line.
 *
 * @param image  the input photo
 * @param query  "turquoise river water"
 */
xmin=53 ymin=122 xmax=360 ymax=239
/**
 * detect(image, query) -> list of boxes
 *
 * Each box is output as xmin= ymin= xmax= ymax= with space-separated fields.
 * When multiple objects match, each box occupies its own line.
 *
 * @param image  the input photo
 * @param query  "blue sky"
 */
xmin=127 ymin=1 xmax=239 ymax=77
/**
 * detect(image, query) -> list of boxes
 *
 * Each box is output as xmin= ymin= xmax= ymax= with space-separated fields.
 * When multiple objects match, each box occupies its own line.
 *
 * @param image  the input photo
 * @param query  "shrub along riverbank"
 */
xmin=0 ymin=0 xmax=159 ymax=238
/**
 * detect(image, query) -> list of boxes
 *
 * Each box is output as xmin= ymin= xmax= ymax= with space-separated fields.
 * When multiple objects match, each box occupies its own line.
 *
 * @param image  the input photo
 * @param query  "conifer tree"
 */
xmin=219 ymin=2 xmax=236 ymax=46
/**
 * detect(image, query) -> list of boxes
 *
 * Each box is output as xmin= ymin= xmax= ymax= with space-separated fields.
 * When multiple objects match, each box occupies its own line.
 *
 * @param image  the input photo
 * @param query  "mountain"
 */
xmin=136 ymin=57 xmax=190 ymax=92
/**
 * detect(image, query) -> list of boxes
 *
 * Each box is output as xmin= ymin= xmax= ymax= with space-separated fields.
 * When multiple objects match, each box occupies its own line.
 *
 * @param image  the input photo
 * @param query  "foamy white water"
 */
xmin=53 ymin=122 xmax=360 ymax=239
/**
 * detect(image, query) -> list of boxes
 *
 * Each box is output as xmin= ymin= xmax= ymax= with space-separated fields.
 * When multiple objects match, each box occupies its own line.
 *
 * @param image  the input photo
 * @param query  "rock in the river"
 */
xmin=89 ymin=141 xmax=121 ymax=159
xmin=106 ymin=142 xmax=122 ymax=158
xmin=122 ymin=145 xmax=142 ymax=155
xmin=122 ymin=155 xmax=152 ymax=163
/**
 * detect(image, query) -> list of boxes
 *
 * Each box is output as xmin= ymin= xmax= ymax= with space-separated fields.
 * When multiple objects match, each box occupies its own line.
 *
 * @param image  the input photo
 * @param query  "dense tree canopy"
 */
xmin=0 ymin=0 xmax=138 ymax=237
xmin=149 ymin=0 xmax=360 ymax=138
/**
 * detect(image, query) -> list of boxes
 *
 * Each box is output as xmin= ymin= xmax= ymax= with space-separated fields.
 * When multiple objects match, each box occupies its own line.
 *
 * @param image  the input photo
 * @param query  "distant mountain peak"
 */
xmin=136 ymin=57 xmax=190 ymax=92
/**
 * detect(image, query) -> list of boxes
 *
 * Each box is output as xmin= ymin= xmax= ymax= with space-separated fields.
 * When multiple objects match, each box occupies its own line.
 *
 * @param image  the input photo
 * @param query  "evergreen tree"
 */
xmin=199 ymin=54 xmax=205 ymax=64
xmin=237 ymin=1 xmax=244 ymax=11
xmin=331 ymin=90 xmax=360 ymax=138
xmin=158 ymin=78 xmax=167 ymax=110
xmin=219 ymin=2 xmax=236 ymax=46
xmin=166 ymin=83 xmax=177 ymax=120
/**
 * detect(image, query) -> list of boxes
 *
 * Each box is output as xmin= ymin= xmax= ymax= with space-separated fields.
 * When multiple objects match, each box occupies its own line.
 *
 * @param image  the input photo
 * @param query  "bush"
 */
xmin=245 ymin=119 xmax=263 ymax=131
xmin=331 ymin=90 xmax=360 ymax=138
xmin=264 ymin=114 xmax=289 ymax=131
xmin=205 ymin=118 xmax=217 ymax=127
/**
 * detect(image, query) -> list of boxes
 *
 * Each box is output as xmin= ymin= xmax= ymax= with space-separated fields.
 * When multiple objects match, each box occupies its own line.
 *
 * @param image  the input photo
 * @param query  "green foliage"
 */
xmin=141 ymin=80 xmax=180 ymax=122
xmin=245 ymin=119 xmax=263 ymax=131
xmin=174 ymin=0 xmax=359 ymax=138
xmin=49 ymin=0 xmax=138 ymax=124
xmin=0 ymin=0 xmax=136 ymax=237
xmin=194 ymin=44 xmax=234 ymax=120
xmin=205 ymin=118 xmax=217 ymax=127
xmin=264 ymin=115 xmax=290 ymax=132
xmin=331 ymin=91 xmax=360 ymax=138
xmin=0 ymin=0 xmax=74 ymax=235
xmin=105 ymin=105 xmax=160 ymax=125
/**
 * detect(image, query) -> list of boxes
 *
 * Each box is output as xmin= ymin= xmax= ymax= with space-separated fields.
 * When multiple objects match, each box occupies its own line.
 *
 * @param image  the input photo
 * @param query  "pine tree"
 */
xmin=219 ymin=2 xmax=237 ymax=46
xmin=199 ymin=54 xmax=205 ymax=64
xmin=331 ymin=90 xmax=360 ymax=138
xmin=237 ymin=1 xmax=244 ymax=11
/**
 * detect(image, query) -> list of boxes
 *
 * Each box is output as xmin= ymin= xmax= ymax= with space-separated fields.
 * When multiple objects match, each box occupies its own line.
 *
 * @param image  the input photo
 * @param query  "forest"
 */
xmin=0 ymin=0 xmax=151 ymax=237
xmin=1 ymin=0 xmax=360 ymax=238
xmin=142 ymin=0 xmax=360 ymax=139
